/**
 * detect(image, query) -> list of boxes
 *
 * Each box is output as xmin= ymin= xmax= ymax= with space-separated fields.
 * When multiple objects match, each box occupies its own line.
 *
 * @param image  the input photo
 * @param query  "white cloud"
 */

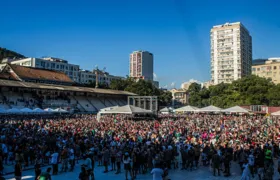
xmin=153 ymin=73 xmax=158 ymax=81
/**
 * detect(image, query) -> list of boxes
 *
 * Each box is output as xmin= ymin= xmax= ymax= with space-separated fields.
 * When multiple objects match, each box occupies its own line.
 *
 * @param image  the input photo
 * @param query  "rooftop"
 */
xmin=0 ymin=63 xmax=74 ymax=83
xmin=0 ymin=79 xmax=136 ymax=96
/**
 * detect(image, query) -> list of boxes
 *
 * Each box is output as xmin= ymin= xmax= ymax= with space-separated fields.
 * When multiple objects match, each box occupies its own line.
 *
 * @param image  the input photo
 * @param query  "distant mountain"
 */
xmin=0 ymin=47 xmax=25 ymax=61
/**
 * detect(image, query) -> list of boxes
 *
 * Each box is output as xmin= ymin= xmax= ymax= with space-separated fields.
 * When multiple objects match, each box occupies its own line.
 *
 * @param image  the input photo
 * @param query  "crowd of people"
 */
xmin=0 ymin=113 xmax=279 ymax=180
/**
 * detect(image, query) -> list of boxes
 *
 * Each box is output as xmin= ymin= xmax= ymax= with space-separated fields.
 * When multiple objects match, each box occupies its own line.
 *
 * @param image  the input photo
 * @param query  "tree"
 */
xmin=188 ymin=75 xmax=278 ymax=108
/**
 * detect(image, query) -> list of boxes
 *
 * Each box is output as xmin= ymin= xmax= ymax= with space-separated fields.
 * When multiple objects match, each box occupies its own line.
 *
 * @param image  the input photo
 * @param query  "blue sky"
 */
xmin=1 ymin=0 xmax=279 ymax=88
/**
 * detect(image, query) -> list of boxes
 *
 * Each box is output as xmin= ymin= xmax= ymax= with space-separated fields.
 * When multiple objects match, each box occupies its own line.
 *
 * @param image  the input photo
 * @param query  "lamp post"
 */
xmin=95 ymin=65 xmax=99 ymax=88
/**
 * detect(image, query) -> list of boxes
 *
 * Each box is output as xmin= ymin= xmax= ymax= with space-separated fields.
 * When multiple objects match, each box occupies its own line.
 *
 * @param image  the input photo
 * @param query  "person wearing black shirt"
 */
xmin=14 ymin=161 xmax=22 ymax=180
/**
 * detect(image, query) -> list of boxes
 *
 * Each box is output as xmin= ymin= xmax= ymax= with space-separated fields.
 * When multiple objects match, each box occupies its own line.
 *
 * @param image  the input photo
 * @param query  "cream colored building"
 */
xmin=211 ymin=22 xmax=252 ymax=84
xmin=252 ymin=57 xmax=280 ymax=84
xmin=169 ymin=89 xmax=188 ymax=107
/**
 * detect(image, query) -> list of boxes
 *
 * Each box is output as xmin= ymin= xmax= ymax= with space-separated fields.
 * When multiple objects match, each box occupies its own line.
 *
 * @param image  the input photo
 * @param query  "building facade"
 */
xmin=211 ymin=22 xmax=252 ymax=84
xmin=5 ymin=57 xmax=80 ymax=82
xmin=252 ymin=57 xmax=280 ymax=84
xmin=169 ymin=89 xmax=188 ymax=107
xmin=129 ymin=50 xmax=153 ymax=81
xmin=2 ymin=57 xmax=124 ymax=86
xmin=79 ymin=69 xmax=124 ymax=86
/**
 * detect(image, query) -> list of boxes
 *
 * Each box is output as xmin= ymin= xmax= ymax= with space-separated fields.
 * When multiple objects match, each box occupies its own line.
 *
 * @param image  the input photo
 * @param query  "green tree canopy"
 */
xmin=188 ymin=75 xmax=280 ymax=108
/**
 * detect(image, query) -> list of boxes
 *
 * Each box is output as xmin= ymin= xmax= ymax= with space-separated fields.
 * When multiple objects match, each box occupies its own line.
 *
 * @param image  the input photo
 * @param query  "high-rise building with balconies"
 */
xmin=210 ymin=22 xmax=252 ymax=84
xmin=129 ymin=50 xmax=153 ymax=81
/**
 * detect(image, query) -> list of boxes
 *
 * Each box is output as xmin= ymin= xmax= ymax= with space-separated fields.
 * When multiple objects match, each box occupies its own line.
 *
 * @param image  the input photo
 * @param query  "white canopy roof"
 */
xmin=175 ymin=105 xmax=199 ymax=112
xmin=222 ymin=106 xmax=250 ymax=113
xmin=33 ymin=108 xmax=45 ymax=113
xmin=44 ymin=108 xmax=54 ymax=112
xmin=99 ymin=106 xmax=119 ymax=112
xmin=272 ymin=110 xmax=280 ymax=116
xmin=53 ymin=108 xmax=68 ymax=113
xmin=0 ymin=108 xmax=6 ymax=113
xmin=160 ymin=107 xmax=170 ymax=112
xmin=7 ymin=108 xmax=21 ymax=113
xmin=20 ymin=108 xmax=33 ymax=113
xmin=100 ymin=105 xmax=153 ymax=114
xmin=198 ymin=105 xmax=222 ymax=112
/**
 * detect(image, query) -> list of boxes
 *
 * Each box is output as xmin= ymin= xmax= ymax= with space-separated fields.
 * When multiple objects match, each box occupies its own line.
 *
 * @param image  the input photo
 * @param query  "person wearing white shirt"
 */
xmin=51 ymin=151 xmax=59 ymax=175
xmin=151 ymin=163 xmax=164 ymax=180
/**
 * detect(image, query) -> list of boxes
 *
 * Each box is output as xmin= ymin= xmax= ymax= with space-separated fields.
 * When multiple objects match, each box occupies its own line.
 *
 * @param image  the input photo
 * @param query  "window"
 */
xmin=41 ymin=61 xmax=45 ymax=67
xmin=56 ymin=65 xmax=59 ymax=69
xmin=274 ymin=66 xmax=277 ymax=70
xmin=51 ymin=63 xmax=55 ymax=68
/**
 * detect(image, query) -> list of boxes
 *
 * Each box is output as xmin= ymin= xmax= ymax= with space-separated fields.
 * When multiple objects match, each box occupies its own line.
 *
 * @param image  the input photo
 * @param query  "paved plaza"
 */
xmin=2 ymin=160 xmax=280 ymax=180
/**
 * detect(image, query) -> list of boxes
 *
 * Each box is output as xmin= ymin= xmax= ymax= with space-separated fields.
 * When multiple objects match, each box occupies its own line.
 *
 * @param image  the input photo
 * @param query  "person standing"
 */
xmin=212 ymin=151 xmax=220 ymax=176
xmin=69 ymin=146 xmax=75 ymax=172
xmin=115 ymin=149 xmax=122 ymax=174
xmin=50 ymin=150 xmax=58 ymax=175
xmin=14 ymin=161 xmax=22 ymax=180
xmin=34 ymin=158 xmax=42 ymax=180
xmin=102 ymin=146 xmax=109 ymax=173
xmin=60 ymin=147 xmax=68 ymax=172
xmin=79 ymin=166 xmax=89 ymax=180
xmin=123 ymin=152 xmax=133 ymax=180
xmin=151 ymin=163 xmax=163 ymax=180
xmin=248 ymin=153 xmax=255 ymax=178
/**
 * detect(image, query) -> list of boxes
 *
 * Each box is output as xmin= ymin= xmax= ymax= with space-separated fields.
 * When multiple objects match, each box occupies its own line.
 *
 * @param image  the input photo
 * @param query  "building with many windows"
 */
xmin=211 ymin=22 xmax=252 ymax=84
xmin=252 ymin=57 xmax=280 ymax=84
xmin=1 ymin=57 xmax=124 ymax=86
xmin=79 ymin=69 xmax=124 ymax=85
xmin=2 ymin=57 xmax=80 ymax=82
xmin=129 ymin=50 xmax=153 ymax=81
xmin=169 ymin=88 xmax=189 ymax=107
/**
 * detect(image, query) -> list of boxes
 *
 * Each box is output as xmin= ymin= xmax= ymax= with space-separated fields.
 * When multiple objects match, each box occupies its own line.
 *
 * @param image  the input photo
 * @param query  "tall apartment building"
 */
xmin=129 ymin=50 xmax=153 ymax=81
xmin=252 ymin=57 xmax=280 ymax=84
xmin=211 ymin=22 xmax=252 ymax=84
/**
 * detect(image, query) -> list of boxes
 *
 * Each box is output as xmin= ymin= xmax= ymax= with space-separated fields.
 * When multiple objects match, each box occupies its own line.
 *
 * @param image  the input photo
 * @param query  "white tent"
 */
xmin=100 ymin=105 xmax=153 ymax=114
xmin=0 ymin=108 xmax=6 ymax=114
xmin=222 ymin=106 xmax=250 ymax=113
xmin=198 ymin=105 xmax=222 ymax=113
xmin=175 ymin=105 xmax=199 ymax=112
xmin=20 ymin=108 xmax=34 ymax=113
xmin=33 ymin=108 xmax=45 ymax=113
xmin=271 ymin=110 xmax=280 ymax=116
xmin=99 ymin=106 xmax=119 ymax=112
xmin=44 ymin=108 xmax=54 ymax=113
xmin=53 ymin=108 xmax=68 ymax=113
xmin=159 ymin=107 xmax=174 ymax=114
xmin=7 ymin=108 xmax=21 ymax=113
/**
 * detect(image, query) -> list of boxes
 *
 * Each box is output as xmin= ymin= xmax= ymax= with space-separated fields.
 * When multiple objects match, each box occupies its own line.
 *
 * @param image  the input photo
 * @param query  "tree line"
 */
xmin=188 ymin=75 xmax=280 ymax=108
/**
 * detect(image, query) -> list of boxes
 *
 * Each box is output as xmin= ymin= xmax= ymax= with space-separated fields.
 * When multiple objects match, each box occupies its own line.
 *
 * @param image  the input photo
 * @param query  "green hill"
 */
xmin=0 ymin=47 xmax=25 ymax=60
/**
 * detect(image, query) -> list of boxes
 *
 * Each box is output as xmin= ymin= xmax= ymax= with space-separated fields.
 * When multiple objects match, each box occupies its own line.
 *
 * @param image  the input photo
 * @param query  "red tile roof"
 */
xmin=2 ymin=64 xmax=74 ymax=83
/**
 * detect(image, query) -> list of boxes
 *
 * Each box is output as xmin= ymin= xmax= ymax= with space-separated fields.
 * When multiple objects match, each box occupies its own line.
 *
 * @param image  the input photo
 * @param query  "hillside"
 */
xmin=0 ymin=47 xmax=25 ymax=60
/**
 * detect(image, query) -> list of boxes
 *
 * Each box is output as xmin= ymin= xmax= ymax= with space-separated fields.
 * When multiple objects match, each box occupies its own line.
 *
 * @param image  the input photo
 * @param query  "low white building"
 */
xmin=79 ymin=69 xmax=124 ymax=85
xmin=1 ymin=57 xmax=124 ymax=86
xmin=3 ymin=57 xmax=80 ymax=82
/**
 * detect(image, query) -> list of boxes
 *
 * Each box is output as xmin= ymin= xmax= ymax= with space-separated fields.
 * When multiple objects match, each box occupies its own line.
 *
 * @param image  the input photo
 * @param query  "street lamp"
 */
xmin=95 ymin=65 xmax=99 ymax=88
